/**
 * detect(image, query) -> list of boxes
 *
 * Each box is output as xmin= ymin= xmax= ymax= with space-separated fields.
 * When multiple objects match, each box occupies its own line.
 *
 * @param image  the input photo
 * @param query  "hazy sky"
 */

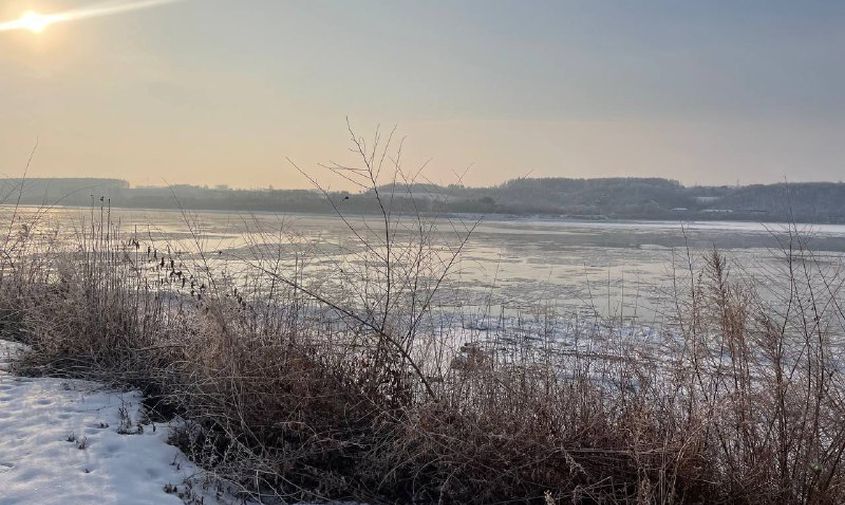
xmin=1 ymin=0 xmax=844 ymax=189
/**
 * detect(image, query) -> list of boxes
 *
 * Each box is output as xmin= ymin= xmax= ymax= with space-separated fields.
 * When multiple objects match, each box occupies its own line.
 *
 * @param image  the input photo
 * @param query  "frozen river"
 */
xmin=6 ymin=205 xmax=845 ymax=325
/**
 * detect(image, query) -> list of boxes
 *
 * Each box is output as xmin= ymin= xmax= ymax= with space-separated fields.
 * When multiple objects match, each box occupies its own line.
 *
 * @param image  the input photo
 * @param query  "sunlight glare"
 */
xmin=18 ymin=11 xmax=51 ymax=33
xmin=0 ymin=0 xmax=185 ymax=34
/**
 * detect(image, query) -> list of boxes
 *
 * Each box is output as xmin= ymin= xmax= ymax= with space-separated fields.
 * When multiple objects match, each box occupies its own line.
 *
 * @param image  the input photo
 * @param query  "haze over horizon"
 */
xmin=2 ymin=0 xmax=844 ymax=190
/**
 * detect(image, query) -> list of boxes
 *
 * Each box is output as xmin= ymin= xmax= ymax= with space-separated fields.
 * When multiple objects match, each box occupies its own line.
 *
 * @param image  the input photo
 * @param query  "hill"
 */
xmin=2 ymin=177 xmax=845 ymax=223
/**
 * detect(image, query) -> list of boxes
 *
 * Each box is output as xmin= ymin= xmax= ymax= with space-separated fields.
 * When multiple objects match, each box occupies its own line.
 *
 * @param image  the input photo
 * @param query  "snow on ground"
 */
xmin=0 ymin=340 xmax=221 ymax=505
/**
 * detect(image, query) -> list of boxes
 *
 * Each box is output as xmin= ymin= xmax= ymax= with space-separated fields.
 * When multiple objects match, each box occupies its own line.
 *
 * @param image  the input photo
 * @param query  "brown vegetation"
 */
xmin=2 ymin=135 xmax=845 ymax=504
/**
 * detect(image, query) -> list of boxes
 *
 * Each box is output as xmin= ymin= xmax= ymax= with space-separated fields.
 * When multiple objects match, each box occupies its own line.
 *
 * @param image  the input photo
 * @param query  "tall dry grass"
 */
xmin=2 ymin=137 xmax=845 ymax=504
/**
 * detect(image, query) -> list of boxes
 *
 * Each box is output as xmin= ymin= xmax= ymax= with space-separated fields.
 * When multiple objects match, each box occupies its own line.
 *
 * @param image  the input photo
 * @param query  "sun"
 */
xmin=17 ymin=11 xmax=51 ymax=33
xmin=2 ymin=1 xmax=185 ymax=35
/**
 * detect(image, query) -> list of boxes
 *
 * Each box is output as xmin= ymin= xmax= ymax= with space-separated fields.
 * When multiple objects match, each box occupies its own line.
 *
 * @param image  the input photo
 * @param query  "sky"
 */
xmin=1 ymin=0 xmax=844 ymax=189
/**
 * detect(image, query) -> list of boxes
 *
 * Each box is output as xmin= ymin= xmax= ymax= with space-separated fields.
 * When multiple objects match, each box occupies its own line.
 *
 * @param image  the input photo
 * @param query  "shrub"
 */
xmin=3 ymin=133 xmax=845 ymax=504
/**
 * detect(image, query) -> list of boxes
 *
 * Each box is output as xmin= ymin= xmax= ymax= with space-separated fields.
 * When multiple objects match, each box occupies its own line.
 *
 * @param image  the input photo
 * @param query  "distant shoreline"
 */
xmin=3 ymin=176 xmax=845 ymax=225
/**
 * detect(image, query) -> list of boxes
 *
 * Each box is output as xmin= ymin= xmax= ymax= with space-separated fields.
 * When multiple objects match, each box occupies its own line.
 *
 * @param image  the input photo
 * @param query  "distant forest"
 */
xmin=3 ymin=177 xmax=845 ymax=223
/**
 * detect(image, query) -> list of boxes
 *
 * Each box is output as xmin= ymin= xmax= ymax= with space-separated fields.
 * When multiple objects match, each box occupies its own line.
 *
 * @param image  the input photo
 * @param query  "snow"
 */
xmin=0 ymin=340 xmax=221 ymax=505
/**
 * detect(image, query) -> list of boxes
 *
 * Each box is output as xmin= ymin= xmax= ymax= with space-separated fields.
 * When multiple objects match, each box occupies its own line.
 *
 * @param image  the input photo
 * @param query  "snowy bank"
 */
xmin=0 ymin=340 xmax=221 ymax=505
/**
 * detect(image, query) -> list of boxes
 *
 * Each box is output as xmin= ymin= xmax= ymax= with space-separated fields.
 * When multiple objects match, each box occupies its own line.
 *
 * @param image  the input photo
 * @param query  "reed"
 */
xmin=2 ymin=137 xmax=844 ymax=504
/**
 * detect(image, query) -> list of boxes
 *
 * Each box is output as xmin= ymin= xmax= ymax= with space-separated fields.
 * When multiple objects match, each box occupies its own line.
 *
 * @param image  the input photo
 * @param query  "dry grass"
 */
xmin=2 ymin=137 xmax=845 ymax=504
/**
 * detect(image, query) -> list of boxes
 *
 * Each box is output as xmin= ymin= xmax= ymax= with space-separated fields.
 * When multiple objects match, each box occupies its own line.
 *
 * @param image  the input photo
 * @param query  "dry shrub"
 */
xmin=2 ymin=136 xmax=845 ymax=504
